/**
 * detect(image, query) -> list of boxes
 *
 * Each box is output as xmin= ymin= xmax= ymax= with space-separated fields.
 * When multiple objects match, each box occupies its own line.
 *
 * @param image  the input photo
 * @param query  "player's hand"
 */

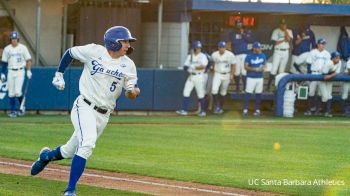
xmin=324 ymin=75 xmax=332 ymax=81
xmin=125 ymin=87 xmax=140 ymax=99
xmin=0 ymin=73 xmax=5 ymax=82
xmin=52 ymin=72 xmax=65 ymax=90
xmin=26 ymin=70 xmax=32 ymax=79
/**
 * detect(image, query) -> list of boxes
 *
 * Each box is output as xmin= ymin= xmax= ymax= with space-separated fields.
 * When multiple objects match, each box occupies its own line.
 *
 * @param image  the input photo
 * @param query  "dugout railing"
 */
xmin=275 ymin=74 xmax=350 ymax=117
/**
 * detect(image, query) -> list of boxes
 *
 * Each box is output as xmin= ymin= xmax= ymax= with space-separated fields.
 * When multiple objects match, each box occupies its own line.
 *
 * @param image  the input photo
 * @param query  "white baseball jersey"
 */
xmin=1 ymin=43 xmax=31 ymax=69
xmin=70 ymin=43 xmax=137 ymax=110
xmin=184 ymin=52 xmax=208 ymax=74
xmin=307 ymin=49 xmax=331 ymax=73
xmin=271 ymin=28 xmax=293 ymax=50
xmin=322 ymin=60 xmax=341 ymax=75
xmin=211 ymin=50 xmax=236 ymax=73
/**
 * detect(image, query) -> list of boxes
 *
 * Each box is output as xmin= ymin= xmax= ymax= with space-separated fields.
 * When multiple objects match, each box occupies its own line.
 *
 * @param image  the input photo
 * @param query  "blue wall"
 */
xmin=0 ymin=67 xmax=198 ymax=111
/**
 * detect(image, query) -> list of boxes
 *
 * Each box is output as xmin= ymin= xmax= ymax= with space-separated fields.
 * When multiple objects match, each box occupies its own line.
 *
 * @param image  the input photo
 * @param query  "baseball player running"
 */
xmin=0 ymin=31 xmax=32 ymax=117
xmin=30 ymin=26 xmax=140 ymax=196
xmin=176 ymin=40 xmax=208 ymax=117
xmin=211 ymin=41 xmax=236 ymax=114
xmin=304 ymin=38 xmax=330 ymax=116
xmin=266 ymin=18 xmax=293 ymax=92
xmin=320 ymin=51 xmax=341 ymax=117
xmin=341 ymin=59 xmax=350 ymax=116
xmin=290 ymin=24 xmax=316 ymax=74
xmin=242 ymin=42 xmax=266 ymax=117
xmin=228 ymin=20 xmax=253 ymax=93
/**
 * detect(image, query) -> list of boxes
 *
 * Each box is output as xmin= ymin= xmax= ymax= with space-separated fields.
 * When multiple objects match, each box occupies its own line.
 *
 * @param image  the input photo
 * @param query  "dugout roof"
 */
xmin=191 ymin=0 xmax=350 ymax=15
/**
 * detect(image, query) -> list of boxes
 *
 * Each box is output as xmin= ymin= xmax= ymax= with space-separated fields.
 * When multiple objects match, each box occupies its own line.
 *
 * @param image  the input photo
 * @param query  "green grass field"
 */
xmin=0 ymin=173 xmax=148 ymax=196
xmin=1 ymin=113 xmax=350 ymax=195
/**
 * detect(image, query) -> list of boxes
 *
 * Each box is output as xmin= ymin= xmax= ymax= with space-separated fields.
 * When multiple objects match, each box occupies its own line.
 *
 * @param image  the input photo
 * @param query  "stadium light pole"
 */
xmin=156 ymin=0 xmax=163 ymax=68
xmin=35 ymin=0 xmax=41 ymax=66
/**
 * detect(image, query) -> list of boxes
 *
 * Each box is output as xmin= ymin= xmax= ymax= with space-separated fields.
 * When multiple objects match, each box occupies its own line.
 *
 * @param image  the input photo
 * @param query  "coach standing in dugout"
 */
xmin=266 ymin=18 xmax=293 ymax=92
xmin=242 ymin=42 xmax=266 ymax=117
xmin=0 ymin=31 xmax=32 ymax=117
xmin=290 ymin=24 xmax=316 ymax=74
xmin=227 ymin=20 xmax=254 ymax=93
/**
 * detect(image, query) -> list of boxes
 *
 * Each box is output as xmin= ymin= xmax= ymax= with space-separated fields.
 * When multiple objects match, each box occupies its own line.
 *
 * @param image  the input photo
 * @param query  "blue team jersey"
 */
xmin=229 ymin=29 xmax=253 ymax=55
xmin=292 ymin=29 xmax=316 ymax=55
xmin=245 ymin=52 xmax=266 ymax=78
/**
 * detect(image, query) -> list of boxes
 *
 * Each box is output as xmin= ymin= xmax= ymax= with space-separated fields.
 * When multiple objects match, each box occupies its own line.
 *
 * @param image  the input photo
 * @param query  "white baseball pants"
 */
xmin=183 ymin=74 xmax=206 ymax=99
xmin=211 ymin=72 xmax=231 ymax=96
xmin=342 ymin=82 xmax=350 ymax=100
xmin=271 ymin=50 xmax=289 ymax=75
xmin=7 ymin=69 xmax=25 ymax=97
xmin=245 ymin=77 xmax=264 ymax=94
xmin=234 ymin=54 xmax=247 ymax=76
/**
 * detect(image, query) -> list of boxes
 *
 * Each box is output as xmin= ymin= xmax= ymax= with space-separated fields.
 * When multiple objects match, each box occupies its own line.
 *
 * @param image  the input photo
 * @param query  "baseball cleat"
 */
xmin=304 ymin=110 xmax=312 ymax=116
xmin=324 ymin=112 xmax=333 ymax=118
xmin=218 ymin=109 xmax=224 ymax=114
xmin=63 ymin=190 xmax=76 ymax=196
xmin=242 ymin=110 xmax=248 ymax=117
xmin=176 ymin=110 xmax=188 ymax=116
xmin=213 ymin=107 xmax=221 ymax=114
xmin=197 ymin=111 xmax=206 ymax=117
xmin=31 ymin=147 xmax=51 ymax=176
xmin=8 ymin=111 xmax=16 ymax=118
xmin=253 ymin=110 xmax=261 ymax=116
xmin=18 ymin=108 xmax=25 ymax=116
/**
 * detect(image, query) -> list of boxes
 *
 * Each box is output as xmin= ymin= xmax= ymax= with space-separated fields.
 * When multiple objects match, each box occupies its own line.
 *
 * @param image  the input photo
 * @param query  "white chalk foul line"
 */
xmin=0 ymin=161 xmax=246 ymax=196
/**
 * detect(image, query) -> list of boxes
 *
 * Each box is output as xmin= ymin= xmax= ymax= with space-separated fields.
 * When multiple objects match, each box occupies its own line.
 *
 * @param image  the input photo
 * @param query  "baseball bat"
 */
xmin=19 ymin=78 xmax=31 ymax=112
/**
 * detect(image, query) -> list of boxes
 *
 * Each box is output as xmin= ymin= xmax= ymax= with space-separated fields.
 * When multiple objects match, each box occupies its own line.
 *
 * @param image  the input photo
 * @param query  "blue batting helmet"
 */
xmin=317 ymin=38 xmax=326 ymax=45
xmin=104 ymin=26 xmax=136 ymax=52
xmin=192 ymin=40 xmax=202 ymax=49
xmin=331 ymin=51 xmax=340 ymax=59
xmin=253 ymin=42 xmax=262 ymax=49
xmin=218 ymin=41 xmax=226 ymax=48
xmin=10 ymin=31 xmax=19 ymax=40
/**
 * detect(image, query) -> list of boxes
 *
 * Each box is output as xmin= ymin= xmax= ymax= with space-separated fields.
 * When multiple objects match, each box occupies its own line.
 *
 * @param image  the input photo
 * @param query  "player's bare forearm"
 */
xmin=195 ymin=65 xmax=205 ymax=70
xmin=230 ymin=64 xmax=235 ymax=79
xmin=125 ymin=87 xmax=140 ymax=99
xmin=27 ymin=60 xmax=32 ymax=70
xmin=324 ymin=73 xmax=337 ymax=80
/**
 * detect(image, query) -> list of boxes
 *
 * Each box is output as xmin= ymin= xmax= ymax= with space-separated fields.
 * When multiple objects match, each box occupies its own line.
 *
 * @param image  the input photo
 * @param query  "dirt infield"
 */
xmin=0 ymin=157 xmax=282 ymax=196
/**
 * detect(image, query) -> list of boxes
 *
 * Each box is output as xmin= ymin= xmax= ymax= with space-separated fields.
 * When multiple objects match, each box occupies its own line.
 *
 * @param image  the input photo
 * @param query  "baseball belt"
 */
xmin=83 ymin=98 xmax=108 ymax=114
xmin=10 ymin=67 xmax=24 ymax=71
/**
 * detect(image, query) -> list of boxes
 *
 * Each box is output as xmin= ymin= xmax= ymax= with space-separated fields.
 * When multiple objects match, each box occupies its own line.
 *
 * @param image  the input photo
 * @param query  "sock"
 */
xmin=255 ymin=94 xmax=262 ymax=111
xmin=9 ymin=97 xmax=16 ymax=112
xmin=200 ymin=98 xmax=206 ymax=113
xmin=307 ymin=96 xmax=315 ymax=111
xmin=242 ymin=76 xmax=247 ymax=91
xmin=243 ymin=93 xmax=252 ymax=110
xmin=325 ymin=100 xmax=332 ymax=113
xmin=66 ymin=155 xmax=86 ymax=192
xmin=181 ymin=97 xmax=190 ymax=111
xmin=341 ymin=99 xmax=349 ymax=113
xmin=234 ymin=76 xmax=240 ymax=92
xmin=219 ymin=95 xmax=225 ymax=109
xmin=17 ymin=96 xmax=23 ymax=105
xmin=315 ymin=96 xmax=321 ymax=112
xmin=267 ymin=74 xmax=275 ymax=90
xmin=44 ymin=146 xmax=64 ymax=161
xmin=213 ymin=94 xmax=218 ymax=109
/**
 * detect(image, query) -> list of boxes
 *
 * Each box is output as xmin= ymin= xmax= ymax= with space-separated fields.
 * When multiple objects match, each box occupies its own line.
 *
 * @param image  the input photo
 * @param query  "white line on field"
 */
xmin=0 ymin=161 xmax=246 ymax=196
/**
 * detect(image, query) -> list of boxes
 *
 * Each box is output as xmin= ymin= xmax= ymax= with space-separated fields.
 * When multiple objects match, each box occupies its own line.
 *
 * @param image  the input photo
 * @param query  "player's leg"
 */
xmin=177 ymin=77 xmax=194 ymax=115
xmin=254 ymin=78 xmax=264 ymax=116
xmin=278 ymin=52 xmax=289 ymax=74
xmin=324 ymin=82 xmax=333 ymax=117
xmin=289 ymin=55 xmax=298 ymax=73
xmin=241 ymin=54 xmax=247 ymax=92
xmin=234 ymin=55 xmax=243 ymax=93
xmin=314 ymin=82 xmax=322 ymax=115
xmin=341 ymin=83 xmax=350 ymax=115
xmin=7 ymin=70 xmax=16 ymax=117
xmin=65 ymin=98 xmax=98 ymax=193
xmin=218 ymin=77 xmax=231 ymax=113
xmin=305 ymin=81 xmax=317 ymax=115
xmin=211 ymin=73 xmax=221 ymax=113
xmin=267 ymin=51 xmax=280 ymax=91
xmin=194 ymin=75 xmax=206 ymax=116
xmin=243 ymin=77 xmax=254 ymax=116
xmin=15 ymin=70 xmax=25 ymax=116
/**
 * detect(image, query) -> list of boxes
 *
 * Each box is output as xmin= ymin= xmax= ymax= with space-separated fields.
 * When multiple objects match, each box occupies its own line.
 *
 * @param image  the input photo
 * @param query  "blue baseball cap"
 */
xmin=252 ymin=42 xmax=261 ymax=49
xmin=218 ymin=41 xmax=226 ymax=48
xmin=317 ymin=38 xmax=326 ymax=45
xmin=192 ymin=40 xmax=202 ymax=49
xmin=331 ymin=51 xmax=340 ymax=59
xmin=10 ymin=31 xmax=19 ymax=40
